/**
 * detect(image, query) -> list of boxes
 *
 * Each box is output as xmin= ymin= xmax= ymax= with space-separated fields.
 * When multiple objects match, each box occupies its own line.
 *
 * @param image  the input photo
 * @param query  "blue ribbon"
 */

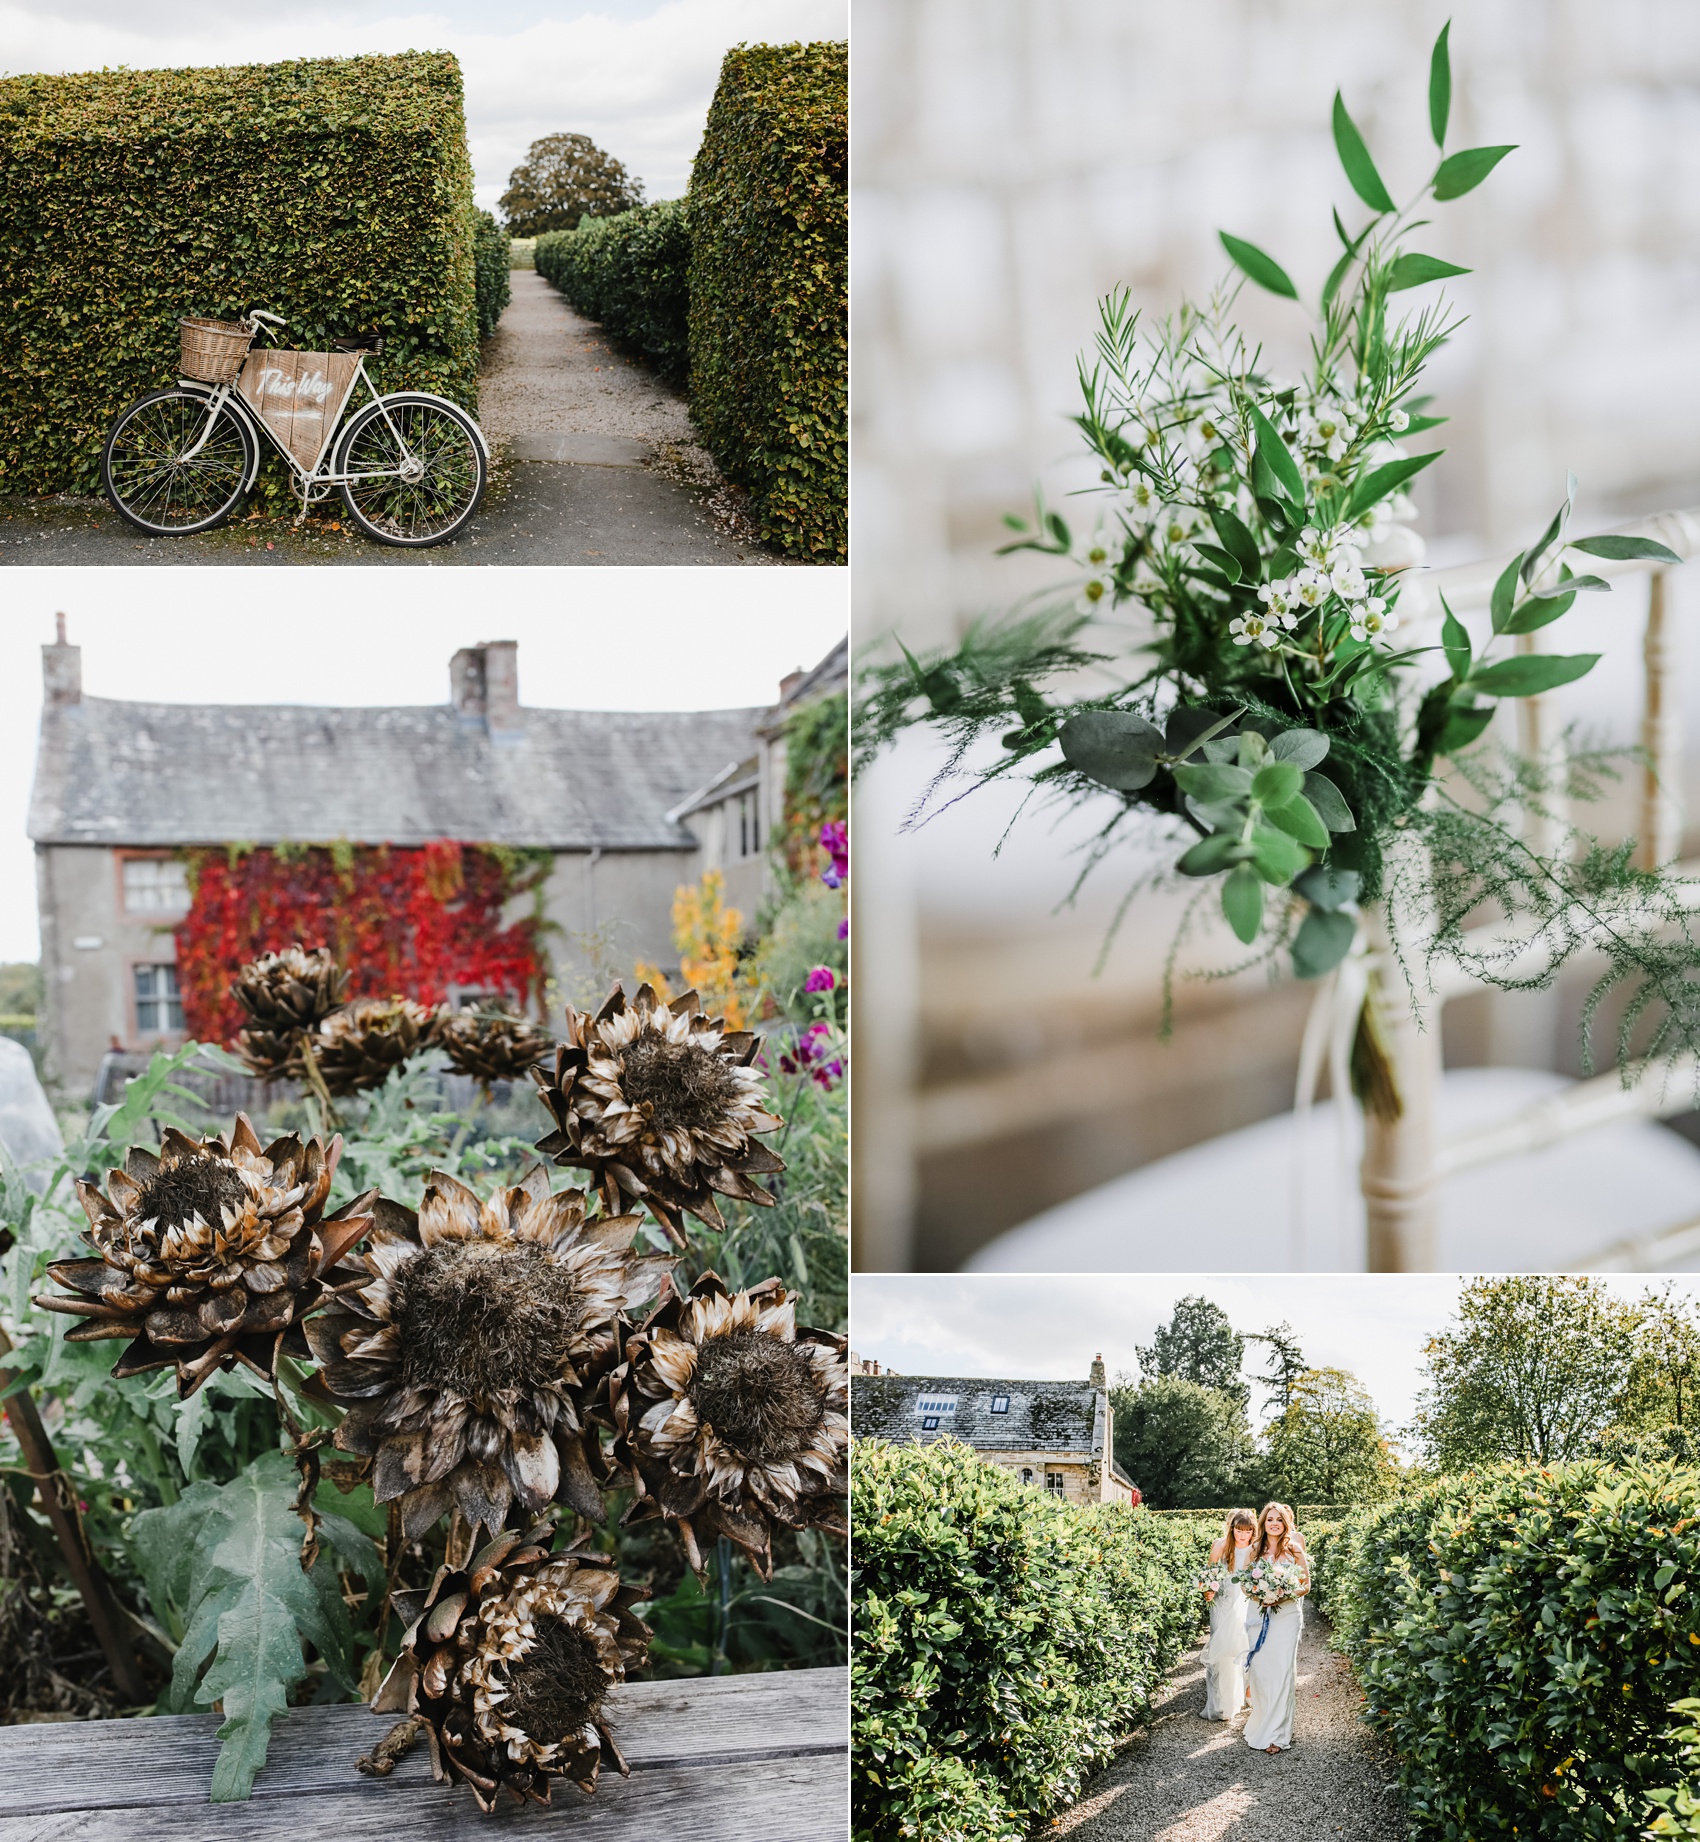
xmin=1245 ymin=1606 xmax=1271 ymax=1667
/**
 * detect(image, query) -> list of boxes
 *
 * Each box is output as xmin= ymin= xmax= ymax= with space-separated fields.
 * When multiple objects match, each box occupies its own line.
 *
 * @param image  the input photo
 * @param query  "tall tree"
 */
xmin=1622 ymin=1284 xmax=1700 ymax=1432
xmin=1111 ymin=1376 xmax=1261 ymax=1509
xmin=1264 ymin=1367 xmax=1396 ymax=1505
xmin=1247 ymin=1322 xmax=1308 ymax=1421
xmin=499 ymin=133 xmax=645 ymax=237
xmin=1410 ymin=1276 xmax=1641 ymax=1469
xmin=1135 ymin=1295 xmax=1248 ymax=1408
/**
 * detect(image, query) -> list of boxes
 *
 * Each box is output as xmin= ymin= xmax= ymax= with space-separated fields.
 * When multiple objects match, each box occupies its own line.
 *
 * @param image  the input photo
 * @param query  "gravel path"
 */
xmin=1054 ymin=1612 xmax=1407 ymax=1842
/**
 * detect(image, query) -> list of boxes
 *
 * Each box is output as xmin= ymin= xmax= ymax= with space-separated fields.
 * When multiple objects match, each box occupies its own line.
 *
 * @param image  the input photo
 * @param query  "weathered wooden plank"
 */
xmin=0 ymin=1753 xmax=849 ymax=1840
xmin=0 ymin=1670 xmax=846 ymax=1817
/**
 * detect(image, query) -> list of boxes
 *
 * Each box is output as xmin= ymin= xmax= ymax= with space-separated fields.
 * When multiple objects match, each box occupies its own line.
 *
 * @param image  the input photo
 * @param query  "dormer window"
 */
xmin=990 ymin=1394 xmax=1010 ymax=1414
xmin=920 ymin=1415 xmax=940 ymax=1431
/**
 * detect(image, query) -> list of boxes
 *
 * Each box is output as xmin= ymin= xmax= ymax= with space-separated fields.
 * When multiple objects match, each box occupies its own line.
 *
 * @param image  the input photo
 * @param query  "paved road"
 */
xmin=1054 ymin=1613 xmax=1407 ymax=1842
xmin=0 ymin=273 xmax=777 ymax=566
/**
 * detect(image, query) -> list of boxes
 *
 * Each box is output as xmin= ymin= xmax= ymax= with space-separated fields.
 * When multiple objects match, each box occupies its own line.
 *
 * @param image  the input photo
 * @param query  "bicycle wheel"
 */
xmin=334 ymin=394 xmax=487 ymax=547
xmin=101 ymin=387 xmax=254 ymax=534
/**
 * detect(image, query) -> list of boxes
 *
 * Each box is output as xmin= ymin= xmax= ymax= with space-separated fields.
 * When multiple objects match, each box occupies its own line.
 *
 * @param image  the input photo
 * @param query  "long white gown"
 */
xmin=1201 ymin=1539 xmax=1253 ymax=1720
xmin=1243 ymin=1594 xmax=1304 ymax=1751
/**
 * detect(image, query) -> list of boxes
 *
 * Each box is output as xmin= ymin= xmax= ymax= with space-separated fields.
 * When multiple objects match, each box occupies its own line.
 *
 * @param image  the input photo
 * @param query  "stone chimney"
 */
xmin=450 ymin=640 xmax=522 ymax=741
xmin=43 ymin=613 xmax=81 ymax=707
xmin=778 ymin=667 xmax=805 ymax=702
xmin=1089 ymin=1352 xmax=1106 ymax=1389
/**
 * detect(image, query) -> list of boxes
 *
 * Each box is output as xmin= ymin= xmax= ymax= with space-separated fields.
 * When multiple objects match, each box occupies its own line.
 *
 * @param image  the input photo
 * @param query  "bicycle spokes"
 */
xmin=341 ymin=403 xmax=482 ymax=542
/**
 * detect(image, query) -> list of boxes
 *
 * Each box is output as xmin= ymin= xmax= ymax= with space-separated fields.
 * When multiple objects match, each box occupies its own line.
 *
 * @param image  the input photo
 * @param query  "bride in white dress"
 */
xmin=1201 ymin=1509 xmax=1256 ymax=1720
xmin=1243 ymin=1500 xmax=1310 ymax=1754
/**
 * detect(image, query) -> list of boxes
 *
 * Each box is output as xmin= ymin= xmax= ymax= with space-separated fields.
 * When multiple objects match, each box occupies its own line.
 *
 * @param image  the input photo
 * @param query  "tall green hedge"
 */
xmin=472 ymin=209 xmax=511 ymax=341
xmin=534 ymin=199 xmax=690 ymax=386
xmin=0 ymin=53 xmax=480 ymax=497
xmin=852 ymin=1438 xmax=1211 ymax=1842
xmin=688 ymin=41 xmax=846 ymax=562
xmin=1310 ymin=1463 xmax=1700 ymax=1839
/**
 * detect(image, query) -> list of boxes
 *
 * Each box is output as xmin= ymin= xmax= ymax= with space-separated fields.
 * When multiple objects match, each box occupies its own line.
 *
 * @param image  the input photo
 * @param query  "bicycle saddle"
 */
xmin=332 ymin=332 xmax=385 ymax=353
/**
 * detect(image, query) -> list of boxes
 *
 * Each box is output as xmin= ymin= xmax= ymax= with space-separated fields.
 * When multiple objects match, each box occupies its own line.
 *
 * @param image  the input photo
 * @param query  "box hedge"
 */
xmin=1309 ymin=1462 xmax=1700 ymax=1839
xmin=472 ymin=209 xmax=511 ymax=341
xmin=688 ymin=41 xmax=846 ymax=562
xmin=0 ymin=52 xmax=480 ymax=498
xmin=534 ymin=199 xmax=690 ymax=386
xmin=852 ymin=1438 xmax=1212 ymax=1842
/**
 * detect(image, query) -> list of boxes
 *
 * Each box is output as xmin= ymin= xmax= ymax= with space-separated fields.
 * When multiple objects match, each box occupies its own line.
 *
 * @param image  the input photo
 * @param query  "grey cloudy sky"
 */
xmin=850 ymin=1272 xmax=1700 ymax=1449
xmin=0 ymin=573 xmax=848 ymax=963
xmin=0 ymin=0 xmax=846 ymax=209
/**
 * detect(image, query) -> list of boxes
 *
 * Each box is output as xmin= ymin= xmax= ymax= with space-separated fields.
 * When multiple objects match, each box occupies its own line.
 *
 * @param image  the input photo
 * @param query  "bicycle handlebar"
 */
xmin=245 ymin=309 xmax=288 ymax=329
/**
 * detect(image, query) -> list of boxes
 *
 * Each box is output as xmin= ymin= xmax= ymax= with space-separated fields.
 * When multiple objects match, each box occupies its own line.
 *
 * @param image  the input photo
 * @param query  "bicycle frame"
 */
xmin=173 ymin=347 xmax=490 ymax=521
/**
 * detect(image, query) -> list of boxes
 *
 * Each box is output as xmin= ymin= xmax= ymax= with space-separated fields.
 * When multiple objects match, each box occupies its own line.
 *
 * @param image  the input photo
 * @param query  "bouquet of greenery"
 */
xmin=1191 ymin=1558 xmax=1232 ymax=1596
xmin=1244 ymin=1553 xmax=1306 ymax=1610
xmin=861 ymin=25 xmax=1700 ymax=1092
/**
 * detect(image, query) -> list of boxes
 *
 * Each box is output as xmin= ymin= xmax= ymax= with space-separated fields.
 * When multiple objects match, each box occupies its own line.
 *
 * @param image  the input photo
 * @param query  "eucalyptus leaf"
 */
xmin=1429 ymin=20 xmax=1451 ymax=147
xmin=1295 ymin=865 xmax=1362 ymax=912
xmin=1269 ymin=727 xmax=1330 ymax=770
xmin=1302 ymin=770 xmax=1356 ymax=832
xmin=1292 ymin=906 xmax=1357 ymax=979
xmin=1265 ymin=794 xmax=1331 ymax=849
xmin=1059 ymin=710 xmax=1165 ymax=791
xmin=1177 ymin=833 xmax=1245 ymax=877
xmin=1332 ymin=92 xmax=1395 ymax=212
xmin=1250 ymin=760 xmax=1305 ymax=808
xmin=1166 ymin=706 xmax=1240 ymax=758
xmin=1175 ymin=761 xmax=1256 ymax=802
xmin=1568 ymin=533 xmax=1682 ymax=564
xmin=1467 ymin=652 xmax=1602 ymax=697
xmin=1433 ymin=143 xmax=1517 ymax=200
xmin=1218 ymin=231 xmax=1298 ymax=299
xmin=1250 ymin=823 xmax=1310 ymax=885
xmin=1222 ymin=862 xmax=1265 ymax=943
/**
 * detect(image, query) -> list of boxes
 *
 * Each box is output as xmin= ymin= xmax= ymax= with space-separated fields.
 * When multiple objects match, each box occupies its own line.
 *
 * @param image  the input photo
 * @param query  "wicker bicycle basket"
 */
xmin=178 ymin=318 xmax=254 ymax=384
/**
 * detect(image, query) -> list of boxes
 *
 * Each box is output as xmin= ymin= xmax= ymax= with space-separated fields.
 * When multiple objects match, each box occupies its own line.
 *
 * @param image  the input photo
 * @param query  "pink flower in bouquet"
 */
xmin=820 ymin=820 xmax=848 ymax=889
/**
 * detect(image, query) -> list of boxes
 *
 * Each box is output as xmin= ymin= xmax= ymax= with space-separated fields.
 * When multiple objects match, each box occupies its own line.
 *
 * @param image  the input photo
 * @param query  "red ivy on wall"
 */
xmin=174 ymin=842 xmax=551 ymax=1047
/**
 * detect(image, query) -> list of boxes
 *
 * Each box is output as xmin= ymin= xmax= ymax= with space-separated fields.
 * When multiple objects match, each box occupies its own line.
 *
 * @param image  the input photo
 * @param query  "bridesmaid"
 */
xmin=1201 ymin=1508 xmax=1256 ymax=1720
xmin=1243 ymin=1500 xmax=1310 ymax=1755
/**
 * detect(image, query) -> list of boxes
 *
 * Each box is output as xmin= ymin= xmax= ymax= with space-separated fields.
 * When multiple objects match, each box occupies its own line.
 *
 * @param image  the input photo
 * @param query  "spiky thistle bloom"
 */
xmin=610 ymin=1273 xmax=847 ymax=1580
xmin=232 ymin=944 xmax=348 ymax=1079
xmin=313 ymin=996 xmax=442 ymax=1097
xmin=33 ymin=1116 xmax=374 ymax=1396
xmin=308 ymin=1167 xmax=671 ymax=1540
xmin=372 ymin=1525 xmax=650 ymax=1809
xmin=438 ymin=1010 xmax=555 ymax=1087
xmin=531 ymin=983 xmax=785 ymax=1245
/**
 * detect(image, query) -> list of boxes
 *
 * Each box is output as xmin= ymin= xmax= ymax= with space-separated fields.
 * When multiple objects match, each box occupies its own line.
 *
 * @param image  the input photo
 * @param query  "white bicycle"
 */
xmin=100 ymin=310 xmax=489 ymax=548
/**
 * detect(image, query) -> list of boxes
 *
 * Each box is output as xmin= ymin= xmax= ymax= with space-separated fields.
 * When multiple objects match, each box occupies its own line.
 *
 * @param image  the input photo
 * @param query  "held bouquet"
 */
xmin=1192 ymin=1559 xmax=1232 ymax=1595
xmin=1244 ymin=1554 xmax=1306 ymax=1609
xmin=861 ymin=23 xmax=1700 ymax=1093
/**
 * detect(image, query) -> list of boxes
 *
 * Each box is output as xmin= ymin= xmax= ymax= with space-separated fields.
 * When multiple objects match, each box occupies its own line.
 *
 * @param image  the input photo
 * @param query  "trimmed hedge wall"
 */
xmin=688 ymin=41 xmax=846 ymax=561
xmin=472 ymin=209 xmax=511 ymax=340
xmin=534 ymin=199 xmax=690 ymax=386
xmin=1309 ymin=1463 xmax=1700 ymax=1839
xmin=0 ymin=53 xmax=480 ymax=497
xmin=852 ymin=1438 xmax=1212 ymax=1842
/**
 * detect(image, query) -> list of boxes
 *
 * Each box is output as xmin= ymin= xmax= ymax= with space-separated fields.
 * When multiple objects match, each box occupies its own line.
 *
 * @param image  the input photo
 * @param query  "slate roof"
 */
xmin=851 ymin=1372 xmax=1107 ymax=1457
xmin=28 ymin=699 xmax=767 ymax=851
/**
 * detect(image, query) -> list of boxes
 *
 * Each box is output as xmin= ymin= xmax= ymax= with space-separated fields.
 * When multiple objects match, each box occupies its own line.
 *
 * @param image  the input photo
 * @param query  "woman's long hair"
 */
xmin=1218 ymin=1507 xmax=1257 ymax=1566
xmin=1252 ymin=1501 xmax=1304 ymax=1567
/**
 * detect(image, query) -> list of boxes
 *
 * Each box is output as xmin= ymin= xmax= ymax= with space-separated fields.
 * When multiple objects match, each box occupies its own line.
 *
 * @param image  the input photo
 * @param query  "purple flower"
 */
xmin=805 ymin=966 xmax=836 ymax=993
xmin=819 ymin=819 xmax=848 ymax=888
xmin=837 ymin=917 xmax=848 ymax=940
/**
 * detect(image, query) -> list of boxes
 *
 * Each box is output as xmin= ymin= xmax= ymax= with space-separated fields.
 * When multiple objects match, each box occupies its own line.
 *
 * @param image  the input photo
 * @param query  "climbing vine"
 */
xmin=174 ymin=842 xmax=552 ymax=1045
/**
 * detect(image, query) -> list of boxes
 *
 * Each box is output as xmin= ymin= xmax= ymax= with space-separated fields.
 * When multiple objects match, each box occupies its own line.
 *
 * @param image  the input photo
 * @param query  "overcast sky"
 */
xmin=850 ymin=1272 xmax=1700 ymax=1450
xmin=0 ymin=0 xmax=845 ymax=210
xmin=0 ymin=573 xmax=847 ymax=963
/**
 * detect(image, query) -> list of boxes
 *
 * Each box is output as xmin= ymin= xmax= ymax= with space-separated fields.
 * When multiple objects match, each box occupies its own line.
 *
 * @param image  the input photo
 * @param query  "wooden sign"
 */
xmin=237 ymin=350 xmax=362 ymax=473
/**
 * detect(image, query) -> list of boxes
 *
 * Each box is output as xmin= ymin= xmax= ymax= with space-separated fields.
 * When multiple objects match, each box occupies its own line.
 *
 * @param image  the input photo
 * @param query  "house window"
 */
xmin=134 ymin=964 xmax=183 ymax=1034
xmin=736 ymin=790 xmax=761 ymax=859
xmin=1021 ymin=1468 xmax=1033 ymax=1485
xmin=1046 ymin=1472 xmax=1066 ymax=1498
xmin=122 ymin=858 xmax=190 ymax=916
xmin=990 ymin=1395 xmax=1010 ymax=1415
xmin=920 ymin=1415 xmax=940 ymax=1431
xmin=916 ymin=1394 xmax=958 ymax=1421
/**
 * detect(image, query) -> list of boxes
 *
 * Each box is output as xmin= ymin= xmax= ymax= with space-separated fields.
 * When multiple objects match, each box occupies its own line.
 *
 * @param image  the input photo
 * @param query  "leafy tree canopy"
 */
xmin=1264 ymin=1366 xmax=1397 ymax=1505
xmin=1135 ymin=1294 xmax=1248 ymax=1408
xmin=500 ymin=132 xmax=645 ymax=237
xmin=1247 ymin=1321 xmax=1308 ymax=1421
xmin=1111 ymin=1374 xmax=1260 ymax=1509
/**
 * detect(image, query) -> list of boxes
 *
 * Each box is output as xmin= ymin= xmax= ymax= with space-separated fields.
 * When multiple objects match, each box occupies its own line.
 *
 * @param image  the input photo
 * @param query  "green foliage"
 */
xmin=535 ymin=199 xmax=691 ymax=385
xmin=0 ymin=53 xmax=481 ymax=498
xmin=1263 ymin=1366 xmax=1398 ymax=1505
xmin=688 ymin=41 xmax=846 ymax=560
xmin=1133 ymin=1292 xmax=1249 ymax=1405
xmin=748 ymin=879 xmax=848 ymax=1018
xmin=1110 ymin=1375 xmax=1261 ymax=1510
xmin=784 ymin=688 xmax=850 ymax=836
xmin=499 ymin=131 xmax=644 ymax=238
xmin=1309 ymin=1463 xmax=1700 ymax=1839
xmin=471 ymin=208 xmax=511 ymax=340
xmin=134 ymin=1450 xmax=381 ymax=1800
xmin=851 ymin=1438 xmax=1212 ymax=1842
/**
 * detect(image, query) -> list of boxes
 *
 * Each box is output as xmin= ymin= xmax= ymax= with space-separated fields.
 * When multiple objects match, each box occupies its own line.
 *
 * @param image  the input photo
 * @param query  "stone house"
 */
xmin=28 ymin=622 xmax=846 ymax=1096
xmin=850 ymin=1354 xmax=1139 ymax=1506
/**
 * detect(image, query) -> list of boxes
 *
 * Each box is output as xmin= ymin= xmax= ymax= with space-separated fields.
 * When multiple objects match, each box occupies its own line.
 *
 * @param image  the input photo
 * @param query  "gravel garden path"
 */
xmin=1054 ymin=1612 xmax=1408 ymax=1842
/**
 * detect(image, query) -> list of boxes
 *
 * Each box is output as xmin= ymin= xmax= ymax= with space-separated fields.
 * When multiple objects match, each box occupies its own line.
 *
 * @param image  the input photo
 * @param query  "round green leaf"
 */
xmin=1264 ymin=794 xmax=1331 ymax=850
xmin=1269 ymin=727 xmax=1330 ymax=770
xmin=1176 ymin=833 xmax=1245 ymax=877
xmin=1222 ymin=863 xmax=1264 ymax=943
xmin=1250 ymin=760 xmax=1305 ymax=808
xmin=1058 ymin=710 xmax=1164 ymax=790
xmin=1250 ymin=824 xmax=1310 ymax=885
xmin=1292 ymin=905 xmax=1357 ymax=979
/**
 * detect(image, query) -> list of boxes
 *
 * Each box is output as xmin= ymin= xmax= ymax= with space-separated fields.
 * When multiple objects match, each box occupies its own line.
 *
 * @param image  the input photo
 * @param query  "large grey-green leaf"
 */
xmin=1269 ymin=727 xmax=1330 ymax=770
xmin=1058 ymin=710 xmax=1165 ymax=791
xmin=1302 ymin=771 xmax=1356 ymax=833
